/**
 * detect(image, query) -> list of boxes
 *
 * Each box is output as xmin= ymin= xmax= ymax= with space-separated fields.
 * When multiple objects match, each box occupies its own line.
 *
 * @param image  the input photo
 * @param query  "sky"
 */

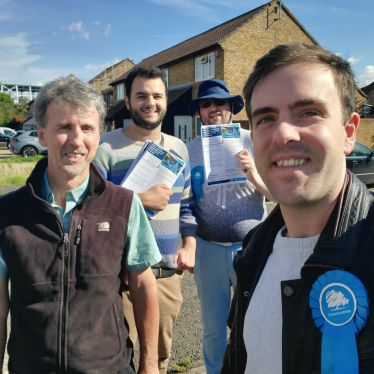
xmin=0 ymin=0 xmax=373 ymax=89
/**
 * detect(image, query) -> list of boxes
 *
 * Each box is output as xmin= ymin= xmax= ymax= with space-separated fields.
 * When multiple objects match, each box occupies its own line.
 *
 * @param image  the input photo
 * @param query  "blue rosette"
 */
xmin=309 ymin=270 xmax=369 ymax=374
xmin=191 ymin=166 xmax=205 ymax=199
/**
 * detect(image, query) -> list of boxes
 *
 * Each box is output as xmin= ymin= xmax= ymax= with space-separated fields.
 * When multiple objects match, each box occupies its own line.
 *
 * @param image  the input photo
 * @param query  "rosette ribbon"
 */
xmin=309 ymin=270 xmax=369 ymax=374
xmin=191 ymin=166 xmax=204 ymax=199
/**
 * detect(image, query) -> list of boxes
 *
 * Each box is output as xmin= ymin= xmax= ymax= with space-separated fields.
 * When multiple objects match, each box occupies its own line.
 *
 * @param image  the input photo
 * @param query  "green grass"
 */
xmin=0 ymin=176 xmax=27 ymax=187
xmin=0 ymin=155 xmax=45 ymax=163
xmin=171 ymin=357 xmax=191 ymax=372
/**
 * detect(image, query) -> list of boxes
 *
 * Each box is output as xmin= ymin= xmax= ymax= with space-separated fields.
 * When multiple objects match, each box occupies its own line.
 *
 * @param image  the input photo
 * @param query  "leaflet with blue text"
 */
xmin=121 ymin=141 xmax=186 ymax=218
xmin=201 ymin=123 xmax=246 ymax=186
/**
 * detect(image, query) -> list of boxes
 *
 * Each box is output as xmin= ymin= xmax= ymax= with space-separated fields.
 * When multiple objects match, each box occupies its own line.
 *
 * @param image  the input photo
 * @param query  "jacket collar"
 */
xmin=26 ymin=157 xmax=107 ymax=202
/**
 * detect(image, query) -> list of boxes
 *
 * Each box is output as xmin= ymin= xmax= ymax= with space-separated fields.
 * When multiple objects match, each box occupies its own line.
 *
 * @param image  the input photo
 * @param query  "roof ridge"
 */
xmin=138 ymin=1 xmax=272 ymax=63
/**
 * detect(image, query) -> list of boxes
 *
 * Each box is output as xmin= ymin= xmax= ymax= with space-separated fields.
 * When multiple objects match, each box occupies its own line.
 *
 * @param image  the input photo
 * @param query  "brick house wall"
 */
xmin=221 ymin=3 xmax=315 ymax=123
xmin=90 ymin=59 xmax=135 ymax=94
xmin=357 ymin=119 xmax=374 ymax=149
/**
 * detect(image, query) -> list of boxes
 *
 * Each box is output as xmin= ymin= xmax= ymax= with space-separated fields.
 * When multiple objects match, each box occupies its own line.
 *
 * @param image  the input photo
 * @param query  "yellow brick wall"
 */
xmin=167 ymin=47 xmax=224 ymax=88
xmin=357 ymin=119 xmax=374 ymax=149
xmin=90 ymin=59 xmax=135 ymax=94
xmin=221 ymin=4 xmax=315 ymax=123
xmin=168 ymin=59 xmax=195 ymax=87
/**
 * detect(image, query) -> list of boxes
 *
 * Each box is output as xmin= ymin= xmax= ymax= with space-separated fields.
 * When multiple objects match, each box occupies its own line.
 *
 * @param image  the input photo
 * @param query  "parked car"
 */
xmin=0 ymin=127 xmax=17 ymax=148
xmin=9 ymin=130 xmax=48 ymax=157
xmin=346 ymin=140 xmax=374 ymax=185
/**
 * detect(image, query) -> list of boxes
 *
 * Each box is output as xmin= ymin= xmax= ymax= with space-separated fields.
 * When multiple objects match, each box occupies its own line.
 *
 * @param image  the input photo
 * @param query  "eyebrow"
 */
xmin=135 ymin=91 xmax=164 ymax=96
xmin=251 ymin=106 xmax=278 ymax=119
xmin=251 ymin=98 xmax=328 ymax=118
xmin=289 ymin=98 xmax=328 ymax=111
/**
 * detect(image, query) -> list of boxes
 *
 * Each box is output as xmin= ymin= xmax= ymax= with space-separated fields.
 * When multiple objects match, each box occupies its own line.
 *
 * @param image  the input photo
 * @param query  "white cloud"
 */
xmin=0 ymin=33 xmax=63 ymax=84
xmin=104 ymin=23 xmax=111 ymax=36
xmin=347 ymin=56 xmax=360 ymax=65
xmin=85 ymin=58 xmax=121 ymax=73
xmin=0 ymin=33 xmax=41 ymax=82
xmin=335 ymin=53 xmax=360 ymax=66
xmin=147 ymin=0 xmax=222 ymax=23
xmin=67 ymin=21 xmax=89 ymax=40
xmin=358 ymin=66 xmax=374 ymax=87
xmin=92 ymin=20 xmax=101 ymax=26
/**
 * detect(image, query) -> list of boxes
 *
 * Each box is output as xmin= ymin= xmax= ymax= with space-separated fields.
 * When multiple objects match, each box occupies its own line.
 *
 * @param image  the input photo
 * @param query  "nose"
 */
xmin=144 ymin=95 xmax=156 ymax=107
xmin=272 ymin=119 xmax=300 ymax=146
xmin=69 ymin=126 xmax=85 ymax=148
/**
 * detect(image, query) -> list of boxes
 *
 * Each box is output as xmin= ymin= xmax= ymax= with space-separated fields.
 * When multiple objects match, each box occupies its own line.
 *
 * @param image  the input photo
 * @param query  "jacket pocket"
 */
xmin=75 ymin=217 xmax=127 ymax=278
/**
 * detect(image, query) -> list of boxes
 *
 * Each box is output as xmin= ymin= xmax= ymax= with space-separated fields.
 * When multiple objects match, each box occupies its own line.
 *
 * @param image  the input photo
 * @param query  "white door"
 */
xmin=174 ymin=116 xmax=192 ymax=143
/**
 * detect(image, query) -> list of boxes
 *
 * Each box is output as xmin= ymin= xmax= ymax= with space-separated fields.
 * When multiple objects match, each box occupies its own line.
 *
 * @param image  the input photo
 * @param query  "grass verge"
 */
xmin=0 ymin=176 xmax=27 ymax=187
xmin=0 ymin=155 xmax=45 ymax=163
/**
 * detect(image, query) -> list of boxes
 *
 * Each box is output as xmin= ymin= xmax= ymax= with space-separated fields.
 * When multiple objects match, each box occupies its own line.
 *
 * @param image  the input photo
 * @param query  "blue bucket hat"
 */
xmin=189 ymin=79 xmax=244 ymax=117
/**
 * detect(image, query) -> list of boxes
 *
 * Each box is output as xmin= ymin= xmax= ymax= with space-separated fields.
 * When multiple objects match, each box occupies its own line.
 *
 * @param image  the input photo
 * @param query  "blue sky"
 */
xmin=0 ymin=0 xmax=373 ymax=88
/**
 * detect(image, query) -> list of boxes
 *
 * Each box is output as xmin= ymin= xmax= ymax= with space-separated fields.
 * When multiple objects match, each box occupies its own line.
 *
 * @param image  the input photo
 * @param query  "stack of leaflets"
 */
xmin=121 ymin=141 xmax=186 ymax=218
xmin=201 ymin=123 xmax=246 ymax=186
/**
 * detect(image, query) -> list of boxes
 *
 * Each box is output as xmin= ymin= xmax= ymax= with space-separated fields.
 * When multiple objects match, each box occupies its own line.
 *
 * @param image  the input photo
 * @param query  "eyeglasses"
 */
xmin=199 ymin=98 xmax=227 ymax=108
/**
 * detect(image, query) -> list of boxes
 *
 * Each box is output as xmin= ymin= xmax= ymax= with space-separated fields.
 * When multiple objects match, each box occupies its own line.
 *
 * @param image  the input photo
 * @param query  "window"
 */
xmin=195 ymin=53 xmax=215 ymax=82
xmin=195 ymin=115 xmax=202 ymax=137
xmin=350 ymin=142 xmax=373 ymax=157
xmin=116 ymin=84 xmax=124 ymax=100
xmin=163 ymin=69 xmax=169 ymax=88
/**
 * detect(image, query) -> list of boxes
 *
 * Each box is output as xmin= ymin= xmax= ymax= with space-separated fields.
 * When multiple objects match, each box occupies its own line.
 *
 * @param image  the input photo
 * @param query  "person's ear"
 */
xmin=343 ymin=112 xmax=360 ymax=155
xmin=125 ymin=96 xmax=130 ymax=110
xmin=37 ymin=126 xmax=47 ymax=147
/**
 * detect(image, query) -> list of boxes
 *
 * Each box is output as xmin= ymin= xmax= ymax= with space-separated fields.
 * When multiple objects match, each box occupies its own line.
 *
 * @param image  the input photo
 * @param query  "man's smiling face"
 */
xmin=125 ymin=76 xmax=167 ymax=130
xmin=38 ymin=103 xmax=100 ymax=185
xmin=250 ymin=62 xmax=357 ymax=208
xmin=199 ymin=98 xmax=232 ymax=125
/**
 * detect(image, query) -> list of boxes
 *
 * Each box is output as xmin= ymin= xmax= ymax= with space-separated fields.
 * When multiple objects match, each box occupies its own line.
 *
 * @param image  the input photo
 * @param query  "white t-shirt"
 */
xmin=243 ymin=227 xmax=319 ymax=374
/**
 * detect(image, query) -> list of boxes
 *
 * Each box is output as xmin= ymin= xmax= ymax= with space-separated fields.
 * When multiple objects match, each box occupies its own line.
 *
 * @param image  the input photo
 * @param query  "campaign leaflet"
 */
xmin=201 ymin=123 xmax=246 ymax=186
xmin=121 ymin=141 xmax=186 ymax=218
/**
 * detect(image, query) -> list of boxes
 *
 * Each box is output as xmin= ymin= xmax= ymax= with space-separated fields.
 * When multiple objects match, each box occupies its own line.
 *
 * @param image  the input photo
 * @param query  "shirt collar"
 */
xmin=41 ymin=168 xmax=90 ymax=205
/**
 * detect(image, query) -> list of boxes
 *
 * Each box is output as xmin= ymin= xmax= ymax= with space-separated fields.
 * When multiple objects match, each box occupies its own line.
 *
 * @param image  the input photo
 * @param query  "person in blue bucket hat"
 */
xmin=188 ymin=79 xmax=244 ymax=123
xmin=187 ymin=79 xmax=274 ymax=374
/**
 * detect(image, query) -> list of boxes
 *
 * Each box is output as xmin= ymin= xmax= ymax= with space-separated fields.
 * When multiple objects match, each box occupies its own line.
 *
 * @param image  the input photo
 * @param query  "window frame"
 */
xmin=116 ymin=83 xmax=124 ymax=101
xmin=195 ymin=115 xmax=202 ymax=137
xmin=195 ymin=53 xmax=215 ymax=82
xmin=163 ymin=69 xmax=169 ymax=88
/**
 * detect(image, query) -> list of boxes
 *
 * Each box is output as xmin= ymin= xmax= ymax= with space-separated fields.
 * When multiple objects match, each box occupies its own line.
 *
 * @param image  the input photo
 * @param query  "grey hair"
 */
xmin=33 ymin=74 xmax=106 ymax=128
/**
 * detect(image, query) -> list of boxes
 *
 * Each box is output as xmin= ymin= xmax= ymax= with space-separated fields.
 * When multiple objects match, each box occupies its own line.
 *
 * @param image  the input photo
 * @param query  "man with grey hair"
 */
xmin=0 ymin=75 xmax=161 ymax=374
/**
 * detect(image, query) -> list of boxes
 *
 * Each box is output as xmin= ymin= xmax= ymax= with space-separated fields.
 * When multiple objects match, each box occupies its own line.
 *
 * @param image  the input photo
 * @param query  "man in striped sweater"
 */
xmin=94 ymin=66 xmax=196 ymax=374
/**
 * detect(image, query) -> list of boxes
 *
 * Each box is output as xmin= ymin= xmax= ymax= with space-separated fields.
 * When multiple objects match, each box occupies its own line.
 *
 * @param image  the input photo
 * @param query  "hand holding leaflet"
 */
xmin=138 ymin=184 xmax=173 ymax=212
xmin=121 ymin=141 xmax=185 ymax=217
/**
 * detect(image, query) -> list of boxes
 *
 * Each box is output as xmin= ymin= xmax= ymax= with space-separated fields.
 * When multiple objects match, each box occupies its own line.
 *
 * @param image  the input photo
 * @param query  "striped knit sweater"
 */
xmin=93 ymin=128 xmax=197 ymax=269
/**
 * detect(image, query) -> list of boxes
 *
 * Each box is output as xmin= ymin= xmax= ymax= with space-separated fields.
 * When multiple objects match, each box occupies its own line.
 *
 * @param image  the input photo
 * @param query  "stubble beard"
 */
xmin=129 ymin=103 xmax=166 ymax=130
xmin=56 ymin=147 xmax=90 ymax=177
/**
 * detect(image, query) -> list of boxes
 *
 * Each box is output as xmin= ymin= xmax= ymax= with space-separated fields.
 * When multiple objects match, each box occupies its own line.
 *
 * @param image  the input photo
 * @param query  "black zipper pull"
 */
xmin=75 ymin=224 xmax=82 ymax=245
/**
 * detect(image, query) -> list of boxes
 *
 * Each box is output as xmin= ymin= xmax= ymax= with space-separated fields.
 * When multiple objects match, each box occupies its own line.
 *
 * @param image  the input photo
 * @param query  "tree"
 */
xmin=16 ymin=97 xmax=29 ymax=117
xmin=0 ymin=93 xmax=14 ymax=105
xmin=0 ymin=93 xmax=25 ymax=128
